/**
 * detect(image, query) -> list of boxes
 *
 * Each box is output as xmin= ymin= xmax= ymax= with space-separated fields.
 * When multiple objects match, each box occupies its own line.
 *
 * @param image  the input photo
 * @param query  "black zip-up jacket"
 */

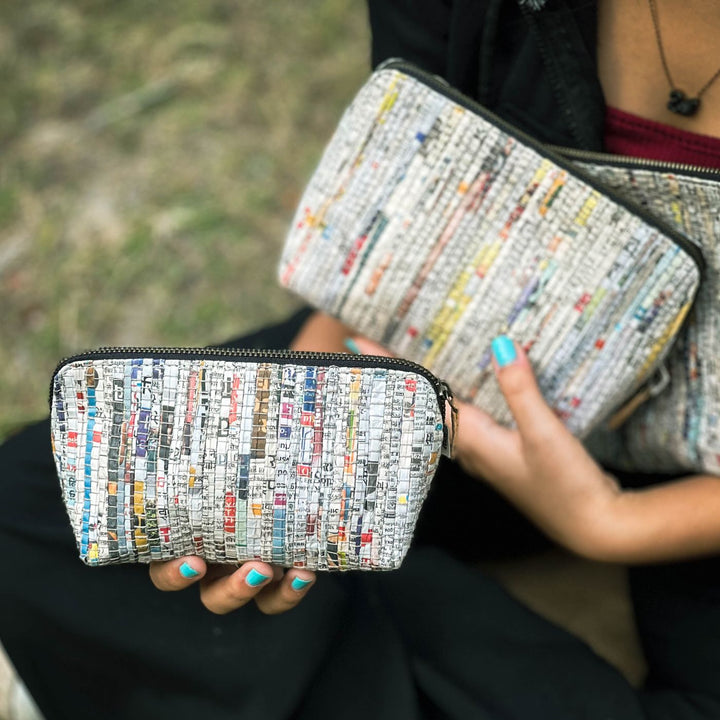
xmin=368 ymin=0 xmax=606 ymax=150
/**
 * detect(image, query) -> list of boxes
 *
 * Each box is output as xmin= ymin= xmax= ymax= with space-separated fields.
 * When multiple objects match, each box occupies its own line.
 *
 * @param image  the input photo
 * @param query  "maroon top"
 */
xmin=604 ymin=106 xmax=720 ymax=169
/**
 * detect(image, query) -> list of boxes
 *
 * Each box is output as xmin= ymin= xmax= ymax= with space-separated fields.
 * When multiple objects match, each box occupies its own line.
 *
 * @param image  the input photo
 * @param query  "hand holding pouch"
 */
xmin=278 ymin=60 xmax=704 ymax=438
xmin=50 ymin=348 xmax=455 ymax=570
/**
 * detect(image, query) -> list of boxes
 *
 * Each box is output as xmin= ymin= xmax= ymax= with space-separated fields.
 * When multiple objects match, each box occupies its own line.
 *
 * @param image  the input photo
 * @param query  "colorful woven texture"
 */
xmin=50 ymin=356 xmax=444 ymax=569
xmin=582 ymin=167 xmax=720 ymax=473
xmin=279 ymin=66 xmax=702 ymax=437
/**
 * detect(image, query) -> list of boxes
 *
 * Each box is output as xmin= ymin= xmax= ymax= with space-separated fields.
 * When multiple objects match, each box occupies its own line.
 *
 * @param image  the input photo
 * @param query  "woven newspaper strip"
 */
xmin=50 ymin=357 xmax=444 ymax=569
xmin=279 ymin=67 xmax=702 ymax=437
xmin=580 ymin=167 xmax=720 ymax=473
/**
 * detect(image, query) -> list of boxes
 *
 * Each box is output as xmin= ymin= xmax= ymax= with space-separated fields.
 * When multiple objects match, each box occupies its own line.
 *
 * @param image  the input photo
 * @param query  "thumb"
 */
xmin=490 ymin=335 xmax=562 ymax=441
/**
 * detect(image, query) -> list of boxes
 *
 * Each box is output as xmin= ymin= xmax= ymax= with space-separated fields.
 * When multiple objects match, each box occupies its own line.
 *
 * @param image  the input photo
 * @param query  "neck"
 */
xmin=597 ymin=0 xmax=720 ymax=138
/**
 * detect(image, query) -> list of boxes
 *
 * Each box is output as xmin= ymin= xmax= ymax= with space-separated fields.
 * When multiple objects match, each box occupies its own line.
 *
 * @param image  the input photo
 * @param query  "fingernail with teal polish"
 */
xmin=344 ymin=338 xmax=361 ymax=355
xmin=291 ymin=577 xmax=313 ymax=592
xmin=179 ymin=562 xmax=200 ymax=579
xmin=491 ymin=335 xmax=517 ymax=367
xmin=246 ymin=569 xmax=270 ymax=587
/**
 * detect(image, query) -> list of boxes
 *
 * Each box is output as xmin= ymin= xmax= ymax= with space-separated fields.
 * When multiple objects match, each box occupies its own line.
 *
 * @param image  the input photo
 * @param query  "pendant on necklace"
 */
xmin=667 ymin=89 xmax=701 ymax=116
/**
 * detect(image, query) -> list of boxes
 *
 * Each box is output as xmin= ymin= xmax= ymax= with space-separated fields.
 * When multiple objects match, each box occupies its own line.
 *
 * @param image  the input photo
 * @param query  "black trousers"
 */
xmin=2 ymin=310 xmax=719 ymax=720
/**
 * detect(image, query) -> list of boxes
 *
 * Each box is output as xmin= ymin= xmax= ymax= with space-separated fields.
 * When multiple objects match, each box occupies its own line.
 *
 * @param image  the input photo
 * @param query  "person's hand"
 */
xmin=351 ymin=334 xmax=623 ymax=559
xmin=351 ymin=334 xmax=720 ymax=563
xmin=148 ymin=311 xmax=355 ymax=614
xmin=290 ymin=310 xmax=353 ymax=353
xmin=149 ymin=558 xmax=315 ymax=615
xmin=447 ymin=335 xmax=624 ymax=558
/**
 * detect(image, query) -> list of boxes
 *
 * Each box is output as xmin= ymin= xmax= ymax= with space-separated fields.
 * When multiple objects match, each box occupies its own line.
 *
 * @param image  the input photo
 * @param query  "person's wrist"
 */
xmin=553 ymin=478 xmax=626 ymax=561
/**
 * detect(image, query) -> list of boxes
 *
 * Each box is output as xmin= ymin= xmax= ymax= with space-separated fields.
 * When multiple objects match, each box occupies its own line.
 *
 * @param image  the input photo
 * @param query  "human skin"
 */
xmin=351 ymin=335 xmax=720 ymax=566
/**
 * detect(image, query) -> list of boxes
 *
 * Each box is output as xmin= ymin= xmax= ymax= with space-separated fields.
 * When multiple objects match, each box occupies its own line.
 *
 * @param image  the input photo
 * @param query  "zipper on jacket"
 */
xmin=375 ymin=58 xmax=706 ymax=275
xmin=51 ymin=346 xmax=458 ymax=457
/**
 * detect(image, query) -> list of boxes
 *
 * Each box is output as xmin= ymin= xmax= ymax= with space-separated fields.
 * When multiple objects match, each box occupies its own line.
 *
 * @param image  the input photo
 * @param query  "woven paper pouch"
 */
xmin=50 ymin=348 xmax=453 ymax=569
xmin=279 ymin=60 xmax=704 ymax=438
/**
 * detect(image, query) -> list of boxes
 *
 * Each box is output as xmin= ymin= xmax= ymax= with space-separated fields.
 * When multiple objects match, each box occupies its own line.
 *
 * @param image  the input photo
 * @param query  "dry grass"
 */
xmin=0 ymin=0 xmax=370 ymax=439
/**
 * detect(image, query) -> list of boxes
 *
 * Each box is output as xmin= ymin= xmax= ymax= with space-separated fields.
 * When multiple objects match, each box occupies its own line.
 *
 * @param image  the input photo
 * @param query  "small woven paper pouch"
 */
xmin=278 ymin=59 xmax=705 ymax=438
xmin=50 ymin=348 xmax=454 ymax=570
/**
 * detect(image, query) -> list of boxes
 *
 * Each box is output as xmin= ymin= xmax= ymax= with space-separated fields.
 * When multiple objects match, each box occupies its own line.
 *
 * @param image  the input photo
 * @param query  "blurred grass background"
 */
xmin=0 ymin=0 xmax=370 ymax=440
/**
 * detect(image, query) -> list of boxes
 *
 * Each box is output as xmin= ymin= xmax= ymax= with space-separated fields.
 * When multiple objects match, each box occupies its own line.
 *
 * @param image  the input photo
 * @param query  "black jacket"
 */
xmin=368 ymin=0 xmax=606 ymax=150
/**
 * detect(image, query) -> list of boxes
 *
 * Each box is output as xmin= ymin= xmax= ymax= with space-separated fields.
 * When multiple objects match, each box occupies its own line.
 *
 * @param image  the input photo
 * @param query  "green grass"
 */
xmin=0 ymin=0 xmax=370 ymax=439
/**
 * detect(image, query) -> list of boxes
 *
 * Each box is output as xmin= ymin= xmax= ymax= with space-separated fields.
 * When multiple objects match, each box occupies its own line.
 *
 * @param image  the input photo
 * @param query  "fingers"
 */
xmin=253 ymin=570 xmax=316 ymax=615
xmin=350 ymin=333 xmax=563 ymax=445
xmin=454 ymin=399 xmax=526 ymax=481
xmin=151 ymin=557 xmax=316 ymax=616
xmin=490 ymin=335 xmax=565 ymax=443
xmin=197 ymin=561 xmax=276 ymax=615
xmin=346 ymin=332 xmax=571 ymax=480
xmin=346 ymin=333 xmax=531 ymax=483
xmin=347 ymin=333 xmax=558 ymax=444
xmin=490 ymin=335 xmax=603 ymax=477
xmin=150 ymin=557 xmax=207 ymax=591
xmin=199 ymin=563 xmax=316 ymax=616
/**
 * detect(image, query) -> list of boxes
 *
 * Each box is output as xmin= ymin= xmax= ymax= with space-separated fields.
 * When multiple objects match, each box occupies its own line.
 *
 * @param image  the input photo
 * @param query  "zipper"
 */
xmin=549 ymin=145 xmax=720 ymax=180
xmin=375 ymin=58 xmax=706 ymax=275
xmin=51 ymin=345 xmax=458 ymax=457
xmin=606 ymin=363 xmax=671 ymax=431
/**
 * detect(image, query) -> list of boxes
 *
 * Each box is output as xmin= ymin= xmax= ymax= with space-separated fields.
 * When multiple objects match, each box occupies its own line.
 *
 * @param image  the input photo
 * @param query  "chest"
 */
xmin=596 ymin=0 xmax=720 ymax=138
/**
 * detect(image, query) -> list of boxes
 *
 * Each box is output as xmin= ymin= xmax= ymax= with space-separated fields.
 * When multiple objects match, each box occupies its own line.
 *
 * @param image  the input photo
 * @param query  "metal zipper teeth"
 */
xmin=50 ymin=345 xmax=453 ymax=409
xmin=549 ymin=145 xmax=720 ymax=180
xmin=376 ymin=59 xmax=706 ymax=274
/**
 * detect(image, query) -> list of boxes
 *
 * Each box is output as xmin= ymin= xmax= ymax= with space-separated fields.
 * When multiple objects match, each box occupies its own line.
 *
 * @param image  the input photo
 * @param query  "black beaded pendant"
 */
xmin=667 ymin=89 xmax=701 ymax=117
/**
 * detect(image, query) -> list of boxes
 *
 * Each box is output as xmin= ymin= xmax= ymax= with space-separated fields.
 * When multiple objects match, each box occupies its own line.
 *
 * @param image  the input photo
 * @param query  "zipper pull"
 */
xmin=606 ymin=363 xmax=671 ymax=430
xmin=438 ymin=381 xmax=459 ymax=459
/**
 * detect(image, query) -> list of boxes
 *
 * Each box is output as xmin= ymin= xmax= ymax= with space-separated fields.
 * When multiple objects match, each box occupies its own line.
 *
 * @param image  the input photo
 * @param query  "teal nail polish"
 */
xmin=246 ymin=569 xmax=270 ymax=587
xmin=491 ymin=335 xmax=517 ymax=367
xmin=291 ymin=577 xmax=313 ymax=592
xmin=344 ymin=338 xmax=361 ymax=355
xmin=179 ymin=562 xmax=200 ymax=579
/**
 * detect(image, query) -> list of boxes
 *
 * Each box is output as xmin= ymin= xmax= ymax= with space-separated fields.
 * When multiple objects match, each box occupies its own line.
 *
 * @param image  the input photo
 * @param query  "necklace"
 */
xmin=648 ymin=0 xmax=720 ymax=116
